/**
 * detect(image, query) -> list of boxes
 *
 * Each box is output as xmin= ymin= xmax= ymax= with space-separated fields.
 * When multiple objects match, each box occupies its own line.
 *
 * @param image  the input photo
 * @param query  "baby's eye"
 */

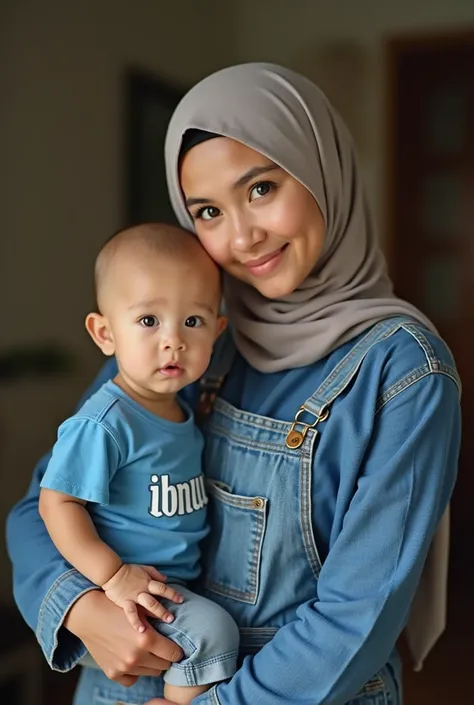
xmin=185 ymin=316 xmax=204 ymax=328
xmin=196 ymin=206 xmax=220 ymax=221
xmin=249 ymin=181 xmax=274 ymax=201
xmin=139 ymin=316 xmax=159 ymax=328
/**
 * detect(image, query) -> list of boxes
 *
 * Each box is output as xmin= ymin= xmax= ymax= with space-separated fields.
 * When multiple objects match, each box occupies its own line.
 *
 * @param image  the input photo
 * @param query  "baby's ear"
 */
xmin=85 ymin=312 xmax=115 ymax=356
xmin=215 ymin=315 xmax=228 ymax=340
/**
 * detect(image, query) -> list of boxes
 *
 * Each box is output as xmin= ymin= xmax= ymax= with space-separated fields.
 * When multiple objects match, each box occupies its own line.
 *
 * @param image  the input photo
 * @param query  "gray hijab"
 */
xmin=165 ymin=62 xmax=435 ymax=372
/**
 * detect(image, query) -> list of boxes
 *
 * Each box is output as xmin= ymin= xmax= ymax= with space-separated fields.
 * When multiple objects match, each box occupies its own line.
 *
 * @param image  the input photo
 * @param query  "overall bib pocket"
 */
xmin=202 ymin=479 xmax=268 ymax=604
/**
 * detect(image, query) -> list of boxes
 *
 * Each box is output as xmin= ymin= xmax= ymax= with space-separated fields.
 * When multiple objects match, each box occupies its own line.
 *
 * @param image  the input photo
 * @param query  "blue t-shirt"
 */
xmin=40 ymin=380 xmax=208 ymax=582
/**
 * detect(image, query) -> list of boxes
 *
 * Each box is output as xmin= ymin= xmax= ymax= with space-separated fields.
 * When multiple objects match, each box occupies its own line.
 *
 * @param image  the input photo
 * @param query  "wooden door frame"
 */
xmin=384 ymin=29 xmax=474 ymax=277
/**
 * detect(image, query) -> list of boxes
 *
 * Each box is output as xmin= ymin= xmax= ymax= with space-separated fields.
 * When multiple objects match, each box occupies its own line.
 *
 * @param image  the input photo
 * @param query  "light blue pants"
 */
xmin=155 ymin=584 xmax=239 ymax=686
xmin=75 ymin=584 xmax=239 ymax=704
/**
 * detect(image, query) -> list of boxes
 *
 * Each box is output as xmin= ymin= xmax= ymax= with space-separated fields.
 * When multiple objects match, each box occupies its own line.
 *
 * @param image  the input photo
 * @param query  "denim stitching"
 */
xmin=206 ymin=480 xmax=268 ymax=510
xmin=304 ymin=321 xmax=405 ymax=414
xmin=209 ymin=685 xmax=221 ymax=705
xmin=173 ymin=649 xmax=239 ymax=687
xmin=401 ymin=324 xmax=438 ymax=369
xmin=37 ymin=568 xmax=98 ymax=671
xmin=203 ymin=492 xmax=267 ymax=604
xmin=93 ymin=686 xmax=141 ymax=705
xmin=209 ymin=421 xmax=292 ymax=455
xmin=203 ymin=580 xmax=255 ymax=602
xmin=214 ymin=398 xmax=290 ymax=432
xmin=251 ymin=503 xmax=267 ymax=603
xmin=300 ymin=430 xmax=322 ymax=579
xmin=375 ymin=366 xmax=461 ymax=415
xmin=306 ymin=320 xmax=400 ymax=402
xmin=375 ymin=366 xmax=431 ymax=414
xmin=402 ymin=322 xmax=461 ymax=389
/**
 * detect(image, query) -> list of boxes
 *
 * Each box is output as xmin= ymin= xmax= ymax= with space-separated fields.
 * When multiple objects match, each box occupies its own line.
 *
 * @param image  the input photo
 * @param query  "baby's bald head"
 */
xmin=95 ymin=222 xmax=220 ymax=313
xmin=86 ymin=222 xmax=226 ymax=393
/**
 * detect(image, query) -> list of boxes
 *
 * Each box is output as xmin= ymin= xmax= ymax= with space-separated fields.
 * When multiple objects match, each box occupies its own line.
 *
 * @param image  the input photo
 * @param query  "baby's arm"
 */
xmin=39 ymin=488 xmax=121 ymax=587
xmin=39 ymin=488 xmax=183 ymax=631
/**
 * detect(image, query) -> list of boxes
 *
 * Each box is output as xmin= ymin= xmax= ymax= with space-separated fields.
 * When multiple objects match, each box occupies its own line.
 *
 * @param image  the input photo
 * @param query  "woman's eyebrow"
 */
xmin=184 ymin=164 xmax=280 ymax=208
xmin=231 ymin=164 xmax=280 ymax=191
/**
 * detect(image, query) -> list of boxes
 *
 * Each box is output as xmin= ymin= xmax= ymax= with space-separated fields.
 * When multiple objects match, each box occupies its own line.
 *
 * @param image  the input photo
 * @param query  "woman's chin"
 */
xmin=253 ymin=277 xmax=297 ymax=300
xmin=226 ymin=266 xmax=298 ymax=299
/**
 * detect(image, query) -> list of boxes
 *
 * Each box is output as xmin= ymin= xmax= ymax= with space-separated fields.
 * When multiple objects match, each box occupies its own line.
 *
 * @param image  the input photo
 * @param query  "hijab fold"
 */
xmin=165 ymin=62 xmax=449 ymax=670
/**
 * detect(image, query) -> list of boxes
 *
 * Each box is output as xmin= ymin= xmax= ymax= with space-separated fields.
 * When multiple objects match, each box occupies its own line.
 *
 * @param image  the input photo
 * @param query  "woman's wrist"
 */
xmin=63 ymin=587 xmax=103 ymax=637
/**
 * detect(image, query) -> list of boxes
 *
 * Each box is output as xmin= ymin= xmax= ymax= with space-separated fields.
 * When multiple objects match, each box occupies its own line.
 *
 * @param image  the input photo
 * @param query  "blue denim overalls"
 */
xmin=198 ymin=318 xmax=405 ymax=705
xmin=75 ymin=318 xmax=407 ymax=705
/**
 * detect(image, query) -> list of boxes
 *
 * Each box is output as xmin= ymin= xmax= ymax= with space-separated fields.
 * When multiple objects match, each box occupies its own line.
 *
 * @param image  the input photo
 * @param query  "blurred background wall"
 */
xmin=1 ymin=0 xmax=240 ymax=598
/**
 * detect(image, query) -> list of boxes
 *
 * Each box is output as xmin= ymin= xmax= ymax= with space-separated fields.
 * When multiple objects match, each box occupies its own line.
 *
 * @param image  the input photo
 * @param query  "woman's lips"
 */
xmin=243 ymin=245 xmax=288 ymax=277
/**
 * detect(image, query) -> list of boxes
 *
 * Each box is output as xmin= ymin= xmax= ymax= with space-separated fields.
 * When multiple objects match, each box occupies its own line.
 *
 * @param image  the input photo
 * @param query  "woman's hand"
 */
xmin=142 ymin=700 xmax=178 ymax=705
xmin=65 ymin=589 xmax=183 ymax=687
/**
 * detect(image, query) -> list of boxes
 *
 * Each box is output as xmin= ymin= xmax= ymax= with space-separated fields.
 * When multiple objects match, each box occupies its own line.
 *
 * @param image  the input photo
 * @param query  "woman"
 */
xmin=7 ymin=63 xmax=460 ymax=705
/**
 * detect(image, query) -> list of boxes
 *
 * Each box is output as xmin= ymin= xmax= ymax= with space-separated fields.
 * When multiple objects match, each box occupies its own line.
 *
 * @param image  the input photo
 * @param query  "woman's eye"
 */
xmin=249 ymin=181 xmax=273 ymax=201
xmin=140 ymin=316 xmax=159 ymax=328
xmin=185 ymin=316 xmax=203 ymax=328
xmin=195 ymin=206 xmax=221 ymax=221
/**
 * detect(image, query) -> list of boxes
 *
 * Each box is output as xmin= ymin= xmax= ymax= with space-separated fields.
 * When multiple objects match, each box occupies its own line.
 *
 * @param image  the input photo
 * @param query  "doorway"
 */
xmin=387 ymin=31 xmax=474 ymax=705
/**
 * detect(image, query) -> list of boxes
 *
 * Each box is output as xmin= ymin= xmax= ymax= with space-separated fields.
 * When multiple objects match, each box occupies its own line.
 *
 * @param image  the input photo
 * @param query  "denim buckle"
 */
xmin=285 ymin=405 xmax=329 ymax=449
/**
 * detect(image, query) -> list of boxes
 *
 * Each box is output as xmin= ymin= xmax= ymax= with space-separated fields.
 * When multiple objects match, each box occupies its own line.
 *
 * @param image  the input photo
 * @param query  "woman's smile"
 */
xmin=241 ymin=244 xmax=289 ymax=277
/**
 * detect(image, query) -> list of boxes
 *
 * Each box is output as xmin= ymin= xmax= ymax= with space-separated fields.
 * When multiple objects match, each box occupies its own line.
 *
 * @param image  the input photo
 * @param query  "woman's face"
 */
xmin=179 ymin=137 xmax=326 ymax=299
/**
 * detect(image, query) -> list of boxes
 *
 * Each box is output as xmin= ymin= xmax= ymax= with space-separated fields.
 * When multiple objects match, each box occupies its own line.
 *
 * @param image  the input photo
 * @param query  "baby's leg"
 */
xmin=164 ymin=683 xmax=209 ymax=705
xmin=154 ymin=584 xmax=239 ymax=699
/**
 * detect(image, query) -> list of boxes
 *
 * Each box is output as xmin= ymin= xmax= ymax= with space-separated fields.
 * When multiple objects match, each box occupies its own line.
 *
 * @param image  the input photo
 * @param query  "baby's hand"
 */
xmin=102 ymin=564 xmax=184 ymax=633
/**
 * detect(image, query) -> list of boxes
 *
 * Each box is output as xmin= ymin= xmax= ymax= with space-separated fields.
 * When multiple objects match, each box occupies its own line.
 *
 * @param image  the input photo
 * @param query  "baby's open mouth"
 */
xmin=159 ymin=364 xmax=183 ymax=378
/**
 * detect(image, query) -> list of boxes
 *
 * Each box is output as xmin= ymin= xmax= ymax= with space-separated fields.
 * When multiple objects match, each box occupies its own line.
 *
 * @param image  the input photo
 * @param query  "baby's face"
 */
xmin=100 ymin=250 xmax=225 ymax=398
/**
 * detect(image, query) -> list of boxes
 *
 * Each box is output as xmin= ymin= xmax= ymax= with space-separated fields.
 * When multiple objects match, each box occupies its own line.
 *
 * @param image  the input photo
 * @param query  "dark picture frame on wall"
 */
xmin=124 ymin=67 xmax=184 ymax=226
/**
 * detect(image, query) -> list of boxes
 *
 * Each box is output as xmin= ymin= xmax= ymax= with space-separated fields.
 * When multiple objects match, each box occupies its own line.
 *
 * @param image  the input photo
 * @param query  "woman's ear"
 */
xmin=85 ymin=312 xmax=115 ymax=356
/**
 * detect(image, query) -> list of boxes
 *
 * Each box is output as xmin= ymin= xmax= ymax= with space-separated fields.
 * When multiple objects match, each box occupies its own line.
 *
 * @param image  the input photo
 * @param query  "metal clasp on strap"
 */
xmin=285 ymin=405 xmax=329 ymax=449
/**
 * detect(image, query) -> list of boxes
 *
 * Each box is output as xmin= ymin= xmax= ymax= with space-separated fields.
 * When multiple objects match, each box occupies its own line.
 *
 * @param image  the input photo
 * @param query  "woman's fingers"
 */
xmin=123 ymin=599 xmax=147 ymax=633
xmin=140 ymin=626 xmax=183 ymax=666
xmin=64 ymin=591 xmax=179 ymax=679
xmin=137 ymin=592 xmax=175 ymax=623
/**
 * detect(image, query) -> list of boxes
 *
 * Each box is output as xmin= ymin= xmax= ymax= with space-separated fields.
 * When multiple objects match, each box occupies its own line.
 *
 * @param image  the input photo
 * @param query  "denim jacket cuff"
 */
xmin=194 ymin=684 xmax=221 ymax=705
xmin=36 ymin=568 xmax=99 ymax=672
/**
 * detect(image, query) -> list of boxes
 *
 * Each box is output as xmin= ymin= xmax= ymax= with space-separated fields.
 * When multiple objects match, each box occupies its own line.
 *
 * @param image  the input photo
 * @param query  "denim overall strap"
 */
xmin=302 ymin=316 xmax=418 ymax=418
xmin=198 ymin=329 xmax=237 ymax=418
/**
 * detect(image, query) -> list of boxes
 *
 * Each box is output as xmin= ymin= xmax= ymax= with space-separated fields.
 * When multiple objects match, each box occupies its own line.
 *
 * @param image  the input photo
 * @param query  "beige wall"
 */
xmin=234 ymin=0 xmax=474 ymax=232
xmin=1 ymin=0 xmax=238 ymax=599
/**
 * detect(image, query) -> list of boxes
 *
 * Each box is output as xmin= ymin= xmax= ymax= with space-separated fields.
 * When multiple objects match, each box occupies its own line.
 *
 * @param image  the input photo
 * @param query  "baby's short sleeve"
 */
xmin=40 ymin=417 xmax=122 ymax=505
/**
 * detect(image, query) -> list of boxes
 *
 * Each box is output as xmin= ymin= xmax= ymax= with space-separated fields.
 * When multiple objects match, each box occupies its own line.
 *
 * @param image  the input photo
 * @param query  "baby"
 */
xmin=39 ymin=223 xmax=238 ymax=705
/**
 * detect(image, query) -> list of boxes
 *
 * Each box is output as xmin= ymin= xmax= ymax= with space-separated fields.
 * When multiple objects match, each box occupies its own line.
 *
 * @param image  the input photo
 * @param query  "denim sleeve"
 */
xmin=194 ymin=372 xmax=461 ymax=705
xmin=5 ymin=358 xmax=118 ymax=672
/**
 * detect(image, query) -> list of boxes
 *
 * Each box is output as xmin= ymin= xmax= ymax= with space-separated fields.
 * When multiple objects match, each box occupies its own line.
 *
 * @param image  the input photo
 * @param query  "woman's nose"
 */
xmin=230 ymin=218 xmax=266 ymax=253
